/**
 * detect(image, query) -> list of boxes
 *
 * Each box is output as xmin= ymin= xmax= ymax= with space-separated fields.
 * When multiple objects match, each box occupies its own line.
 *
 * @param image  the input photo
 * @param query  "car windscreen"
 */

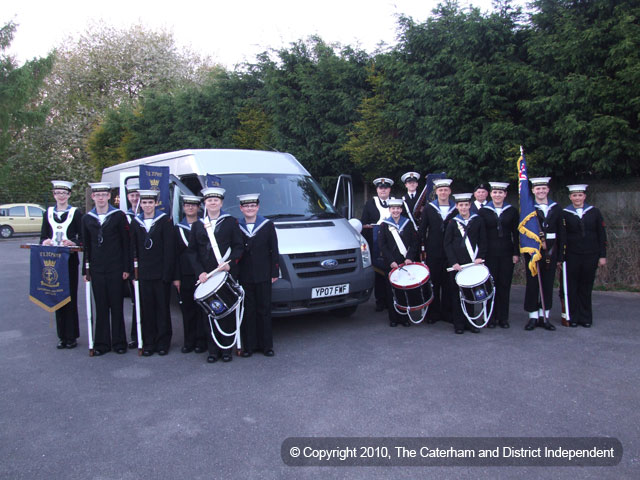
xmin=207 ymin=174 xmax=340 ymax=221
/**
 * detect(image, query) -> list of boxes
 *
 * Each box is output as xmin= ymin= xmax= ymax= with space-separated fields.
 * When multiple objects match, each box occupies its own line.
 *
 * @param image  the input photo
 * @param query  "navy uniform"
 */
xmin=360 ymin=178 xmax=394 ymax=312
xmin=378 ymin=198 xmax=419 ymax=326
xmin=418 ymin=178 xmax=457 ymax=323
xmin=401 ymin=171 xmax=421 ymax=229
xmin=188 ymin=187 xmax=244 ymax=363
xmin=563 ymin=184 xmax=607 ymax=328
xmin=40 ymin=180 xmax=83 ymax=349
xmin=524 ymin=177 xmax=566 ymax=331
xmin=130 ymin=190 xmax=175 ymax=356
xmin=174 ymin=195 xmax=207 ymax=353
xmin=478 ymin=182 xmax=519 ymax=328
xmin=237 ymin=194 xmax=280 ymax=357
xmin=123 ymin=181 xmax=141 ymax=349
xmin=82 ymin=182 xmax=131 ymax=355
xmin=470 ymin=183 xmax=490 ymax=214
xmin=444 ymin=193 xmax=488 ymax=334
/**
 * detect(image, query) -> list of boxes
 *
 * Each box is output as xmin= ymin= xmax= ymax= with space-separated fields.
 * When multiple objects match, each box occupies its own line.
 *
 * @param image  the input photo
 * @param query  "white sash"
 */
xmin=203 ymin=216 xmax=230 ymax=264
xmin=373 ymin=197 xmax=390 ymax=225
xmin=47 ymin=206 xmax=77 ymax=245
xmin=456 ymin=219 xmax=478 ymax=261
xmin=389 ymin=226 xmax=408 ymax=258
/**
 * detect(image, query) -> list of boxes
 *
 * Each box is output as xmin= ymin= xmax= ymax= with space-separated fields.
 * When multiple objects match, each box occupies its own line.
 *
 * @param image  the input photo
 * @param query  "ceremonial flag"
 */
xmin=517 ymin=147 xmax=542 ymax=276
xmin=139 ymin=165 xmax=170 ymax=214
xmin=29 ymin=245 xmax=71 ymax=312
xmin=205 ymin=174 xmax=222 ymax=188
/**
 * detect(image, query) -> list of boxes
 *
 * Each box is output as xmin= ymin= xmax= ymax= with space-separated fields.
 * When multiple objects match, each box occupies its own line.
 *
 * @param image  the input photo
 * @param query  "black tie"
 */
xmin=381 ymin=201 xmax=387 ymax=208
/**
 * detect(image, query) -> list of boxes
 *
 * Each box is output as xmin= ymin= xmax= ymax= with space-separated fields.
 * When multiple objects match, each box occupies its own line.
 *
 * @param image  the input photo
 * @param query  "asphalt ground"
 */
xmin=1 ymin=235 xmax=639 ymax=480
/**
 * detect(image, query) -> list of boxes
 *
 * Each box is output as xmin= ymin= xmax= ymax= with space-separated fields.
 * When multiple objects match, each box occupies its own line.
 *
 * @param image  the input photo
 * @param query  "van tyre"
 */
xmin=0 ymin=225 xmax=13 ymax=238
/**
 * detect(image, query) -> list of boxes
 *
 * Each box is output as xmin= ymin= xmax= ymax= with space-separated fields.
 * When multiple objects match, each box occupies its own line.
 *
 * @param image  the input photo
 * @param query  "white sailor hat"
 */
xmin=201 ymin=187 xmax=225 ymax=199
xmin=452 ymin=193 xmax=473 ymax=203
xmin=237 ymin=193 xmax=260 ymax=205
xmin=567 ymin=184 xmax=588 ymax=193
xmin=182 ymin=195 xmax=202 ymax=204
xmin=401 ymin=172 xmax=420 ymax=183
xmin=126 ymin=181 xmax=140 ymax=193
xmin=388 ymin=197 xmax=404 ymax=207
xmin=373 ymin=178 xmax=394 ymax=188
xmin=530 ymin=177 xmax=551 ymax=187
xmin=489 ymin=182 xmax=509 ymax=191
xmin=138 ymin=189 xmax=159 ymax=200
xmin=433 ymin=178 xmax=453 ymax=189
xmin=51 ymin=180 xmax=74 ymax=191
xmin=88 ymin=182 xmax=111 ymax=192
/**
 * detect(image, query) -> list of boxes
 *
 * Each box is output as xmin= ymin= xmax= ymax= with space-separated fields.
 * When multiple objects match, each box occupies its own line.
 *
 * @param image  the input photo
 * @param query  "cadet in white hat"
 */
xmin=401 ymin=172 xmax=421 ymax=227
xmin=562 ymin=184 xmax=606 ymax=328
xmin=478 ymin=182 xmax=520 ymax=329
xmin=418 ymin=178 xmax=457 ymax=324
xmin=40 ymin=180 xmax=83 ymax=349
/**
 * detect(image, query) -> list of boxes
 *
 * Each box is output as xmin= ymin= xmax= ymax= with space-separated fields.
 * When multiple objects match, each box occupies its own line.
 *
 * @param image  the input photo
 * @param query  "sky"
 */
xmin=4 ymin=0 xmax=527 ymax=69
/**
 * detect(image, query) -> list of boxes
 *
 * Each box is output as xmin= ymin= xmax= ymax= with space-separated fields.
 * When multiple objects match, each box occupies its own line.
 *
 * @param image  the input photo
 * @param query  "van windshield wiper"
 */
xmin=265 ymin=213 xmax=307 ymax=220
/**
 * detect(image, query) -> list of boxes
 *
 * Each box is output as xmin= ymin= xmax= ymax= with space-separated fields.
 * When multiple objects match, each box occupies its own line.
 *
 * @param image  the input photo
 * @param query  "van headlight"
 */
xmin=358 ymin=234 xmax=372 ymax=268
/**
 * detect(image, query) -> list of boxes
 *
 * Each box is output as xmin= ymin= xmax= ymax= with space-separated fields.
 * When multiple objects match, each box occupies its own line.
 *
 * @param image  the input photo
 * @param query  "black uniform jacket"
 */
xmin=238 ymin=215 xmax=280 ymax=284
xmin=444 ymin=214 xmax=488 ymax=267
xmin=188 ymin=213 xmax=243 ymax=278
xmin=534 ymin=202 xmax=566 ymax=263
xmin=379 ymin=216 xmax=419 ymax=267
xmin=562 ymin=204 xmax=607 ymax=257
xmin=175 ymin=218 xmax=196 ymax=278
xmin=82 ymin=206 xmax=130 ymax=275
xmin=402 ymin=193 xmax=419 ymax=217
xmin=478 ymin=202 xmax=520 ymax=257
xmin=40 ymin=206 xmax=83 ymax=246
xmin=418 ymin=200 xmax=458 ymax=258
xmin=130 ymin=212 xmax=175 ymax=282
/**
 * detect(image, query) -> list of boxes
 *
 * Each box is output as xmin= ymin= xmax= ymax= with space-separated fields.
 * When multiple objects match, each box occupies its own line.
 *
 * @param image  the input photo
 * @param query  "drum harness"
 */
xmin=203 ymin=215 xmax=244 ymax=350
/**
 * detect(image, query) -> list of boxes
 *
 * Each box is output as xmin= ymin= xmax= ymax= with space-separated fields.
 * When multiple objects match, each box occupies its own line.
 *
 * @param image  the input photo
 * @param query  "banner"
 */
xmin=205 ymin=174 xmax=222 ymax=188
xmin=517 ymin=147 xmax=543 ymax=276
xmin=29 ymin=245 xmax=71 ymax=312
xmin=140 ymin=165 xmax=170 ymax=214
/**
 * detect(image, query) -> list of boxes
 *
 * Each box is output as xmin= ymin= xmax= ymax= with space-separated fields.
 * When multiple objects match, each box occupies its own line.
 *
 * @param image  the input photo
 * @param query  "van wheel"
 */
xmin=333 ymin=305 xmax=357 ymax=317
xmin=0 ymin=225 xmax=13 ymax=238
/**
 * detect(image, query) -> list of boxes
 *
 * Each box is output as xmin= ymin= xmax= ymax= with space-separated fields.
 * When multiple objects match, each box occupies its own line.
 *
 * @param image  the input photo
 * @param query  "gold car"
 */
xmin=0 ymin=203 xmax=45 ymax=238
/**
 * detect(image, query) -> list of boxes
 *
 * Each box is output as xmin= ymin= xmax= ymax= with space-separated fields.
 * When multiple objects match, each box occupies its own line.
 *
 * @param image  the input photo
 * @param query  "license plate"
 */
xmin=312 ymin=283 xmax=350 ymax=299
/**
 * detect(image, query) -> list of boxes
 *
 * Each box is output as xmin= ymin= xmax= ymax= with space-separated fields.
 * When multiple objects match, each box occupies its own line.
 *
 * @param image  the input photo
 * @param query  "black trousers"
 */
xmin=91 ymin=271 xmax=126 ymax=352
xmin=56 ymin=254 xmax=79 ymax=342
xmin=139 ymin=280 xmax=172 ymax=352
xmin=374 ymin=270 xmax=387 ymax=306
xmin=425 ymin=256 xmax=451 ymax=322
xmin=179 ymin=275 xmax=207 ymax=349
xmin=240 ymin=281 xmax=273 ymax=352
xmin=127 ymin=279 xmax=138 ymax=343
xmin=566 ymin=252 xmax=599 ymax=326
xmin=485 ymin=256 xmax=515 ymax=325
xmin=449 ymin=271 xmax=469 ymax=330
xmin=524 ymin=254 xmax=557 ymax=313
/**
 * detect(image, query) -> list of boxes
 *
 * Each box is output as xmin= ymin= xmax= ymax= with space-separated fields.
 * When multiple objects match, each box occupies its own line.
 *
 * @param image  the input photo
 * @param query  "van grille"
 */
xmin=288 ymin=248 xmax=358 ymax=278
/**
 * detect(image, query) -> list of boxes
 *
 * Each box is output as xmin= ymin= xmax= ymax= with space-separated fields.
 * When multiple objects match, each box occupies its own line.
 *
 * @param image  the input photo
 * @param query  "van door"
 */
xmin=333 ymin=174 xmax=353 ymax=219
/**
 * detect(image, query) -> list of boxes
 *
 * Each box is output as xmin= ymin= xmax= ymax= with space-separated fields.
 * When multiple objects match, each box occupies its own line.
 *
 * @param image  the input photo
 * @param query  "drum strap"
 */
xmin=204 ymin=217 xmax=230 ymax=264
xmin=48 ymin=206 xmax=76 ymax=245
xmin=456 ymin=221 xmax=478 ymax=261
xmin=389 ymin=226 xmax=408 ymax=257
xmin=373 ymin=197 xmax=390 ymax=225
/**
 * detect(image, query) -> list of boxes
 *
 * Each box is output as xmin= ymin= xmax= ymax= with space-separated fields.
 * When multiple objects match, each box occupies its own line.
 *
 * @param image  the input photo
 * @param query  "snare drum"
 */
xmin=388 ymin=263 xmax=434 ymax=312
xmin=194 ymin=271 xmax=243 ymax=319
xmin=455 ymin=264 xmax=494 ymax=304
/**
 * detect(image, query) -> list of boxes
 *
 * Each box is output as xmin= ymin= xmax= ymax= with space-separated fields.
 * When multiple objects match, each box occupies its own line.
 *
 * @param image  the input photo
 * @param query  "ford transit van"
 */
xmin=101 ymin=149 xmax=374 ymax=316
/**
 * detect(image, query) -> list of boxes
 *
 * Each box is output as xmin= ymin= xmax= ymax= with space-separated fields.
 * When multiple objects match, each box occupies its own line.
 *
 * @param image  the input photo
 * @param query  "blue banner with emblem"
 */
xmin=517 ymin=147 xmax=543 ymax=276
xmin=205 ymin=174 xmax=222 ymax=188
xmin=29 ymin=245 xmax=71 ymax=312
xmin=140 ymin=165 xmax=170 ymax=214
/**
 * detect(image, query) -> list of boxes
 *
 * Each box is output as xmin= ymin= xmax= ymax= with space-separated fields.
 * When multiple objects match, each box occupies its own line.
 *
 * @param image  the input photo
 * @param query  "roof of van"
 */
xmin=101 ymin=149 xmax=310 ymax=178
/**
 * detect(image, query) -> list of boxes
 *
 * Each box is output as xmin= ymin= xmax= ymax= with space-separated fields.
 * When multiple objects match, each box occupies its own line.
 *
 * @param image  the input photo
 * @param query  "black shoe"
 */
xmin=207 ymin=355 xmax=218 ymax=363
xmin=402 ymin=321 xmax=411 ymax=327
xmin=487 ymin=323 xmax=496 ymax=329
xmin=375 ymin=303 xmax=385 ymax=312
xmin=582 ymin=323 xmax=592 ymax=328
xmin=128 ymin=341 xmax=137 ymax=349
xmin=66 ymin=340 xmax=78 ymax=349
xmin=455 ymin=328 xmax=464 ymax=334
xmin=389 ymin=322 xmax=398 ymax=327
xmin=525 ymin=319 xmax=537 ymax=331
xmin=181 ymin=346 xmax=194 ymax=353
xmin=157 ymin=350 xmax=168 ymax=356
xmin=194 ymin=346 xmax=206 ymax=354
xmin=57 ymin=340 xmax=66 ymax=349
xmin=469 ymin=326 xmax=480 ymax=333
xmin=264 ymin=349 xmax=274 ymax=357
xmin=570 ymin=322 xmax=578 ymax=327
xmin=142 ymin=350 xmax=153 ymax=357
xmin=543 ymin=321 xmax=556 ymax=331
xmin=116 ymin=348 xmax=127 ymax=354
xmin=241 ymin=350 xmax=252 ymax=357
xmin=93 ymin=349 xmax=106 ymax=356
xmin=222 ymin=354 xmax=232 ymax=362
xmin=499 ymin=322 xmax=510 ymax=329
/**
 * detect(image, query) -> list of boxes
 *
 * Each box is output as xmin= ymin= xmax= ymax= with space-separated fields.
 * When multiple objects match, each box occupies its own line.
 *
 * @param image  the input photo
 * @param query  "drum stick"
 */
xmin=85 ymin=264 xmax=94 ymax=357
xmin=133 ymin=259 xmax=143 ymax=355
xmin=195 ymin=261 xmax=231 ymax=286
xmin=446 ymin=260 xmax=484 ymax=272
